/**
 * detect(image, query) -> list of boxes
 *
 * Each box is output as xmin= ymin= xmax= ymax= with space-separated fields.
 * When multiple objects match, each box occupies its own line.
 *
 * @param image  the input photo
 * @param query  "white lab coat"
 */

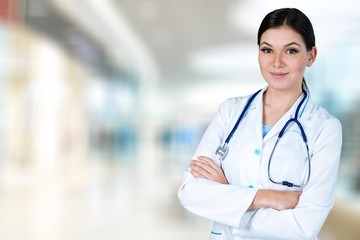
xmin=178 ymin=87 xmax=342 ymax=240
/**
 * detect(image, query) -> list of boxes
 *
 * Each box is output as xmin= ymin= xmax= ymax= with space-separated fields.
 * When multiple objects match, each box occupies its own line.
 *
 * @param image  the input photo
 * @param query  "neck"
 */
xmin=262 ymin=88 xmax=303 ymax=126
xmin=264 ymin=88 xmax=302 ymax=111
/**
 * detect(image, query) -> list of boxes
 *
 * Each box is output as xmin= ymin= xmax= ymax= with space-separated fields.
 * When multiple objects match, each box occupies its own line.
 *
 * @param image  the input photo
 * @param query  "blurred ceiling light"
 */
xmin=49 ymin=0 xmax=158 ymax=83
xmin=178 ymin=79 xmax=264 ymax=117
xmin=189 ymin=43 xmax=259 ymax=76
xmin=228 ymin=0 xmax=360 ymax=46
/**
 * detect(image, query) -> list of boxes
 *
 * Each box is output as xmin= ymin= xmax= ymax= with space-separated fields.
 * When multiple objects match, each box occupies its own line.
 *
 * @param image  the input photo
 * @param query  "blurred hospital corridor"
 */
xmin=1 ymin=0 xmax=360 ymax=239
xmin=0 ymin=162 xmax=211 ymax=240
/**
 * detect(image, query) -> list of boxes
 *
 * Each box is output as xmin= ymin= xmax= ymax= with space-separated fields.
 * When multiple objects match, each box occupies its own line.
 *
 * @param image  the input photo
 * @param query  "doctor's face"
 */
xmin=258 ymin=26 xmax=316 ymax=92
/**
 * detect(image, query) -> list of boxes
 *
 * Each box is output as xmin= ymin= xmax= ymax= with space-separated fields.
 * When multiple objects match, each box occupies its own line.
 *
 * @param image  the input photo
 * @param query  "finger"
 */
xmin=190 ymin=168 xmax=207 ymax=179
xmin=190 ymin=160 xmax=214 ymax=179
xmin=191 ymin=160 xmax=228 ymax=184
xmin=191 ymin=160 xmax=213 ymax=174
xmin=190 ymin=166 xmax=209 ymax=179
xmin=197 ymin=156 xmax=213 ymax=163
xmin=197 ymin=156 xmax=220 ymax=169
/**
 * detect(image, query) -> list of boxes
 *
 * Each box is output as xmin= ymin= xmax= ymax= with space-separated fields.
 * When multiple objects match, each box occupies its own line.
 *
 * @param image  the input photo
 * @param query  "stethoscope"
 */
xmin=215 ymin=89 xmax=311 ymax=188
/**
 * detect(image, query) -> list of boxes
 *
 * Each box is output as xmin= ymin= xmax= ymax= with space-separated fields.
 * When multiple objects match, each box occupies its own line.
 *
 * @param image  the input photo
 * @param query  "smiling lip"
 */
xmin=270 ymin=72 xmax=288 ymax=79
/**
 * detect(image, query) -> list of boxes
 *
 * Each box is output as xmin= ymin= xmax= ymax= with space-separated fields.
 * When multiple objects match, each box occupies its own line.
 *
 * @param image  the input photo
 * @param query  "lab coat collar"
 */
xmin=248 ymin=86 xmax=313 ymax=143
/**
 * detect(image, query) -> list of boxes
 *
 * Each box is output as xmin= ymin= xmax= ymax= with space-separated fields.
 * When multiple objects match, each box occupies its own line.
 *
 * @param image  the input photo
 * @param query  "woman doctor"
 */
xmin=178 ymin=8 xmax=342 ymax=240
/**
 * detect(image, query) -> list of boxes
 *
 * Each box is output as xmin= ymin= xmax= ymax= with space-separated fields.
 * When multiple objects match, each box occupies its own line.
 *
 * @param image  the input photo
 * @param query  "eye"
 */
xmin=260 ymin=48 xmax=272 ymax=54
xmin=286 ymin=49 xmax=298 ymax=54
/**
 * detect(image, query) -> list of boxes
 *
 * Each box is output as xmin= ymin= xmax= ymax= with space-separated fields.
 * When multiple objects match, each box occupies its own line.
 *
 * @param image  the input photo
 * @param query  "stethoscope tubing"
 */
xmin=267 ymin=89 xmax=311 ymax=187
xmin=224 ymin=89 xmax=262 ymax=144
xmin=216 ymin=88 xmax=311 ymax=188
xmin=215 ymin=89 xmax=261 ymax=161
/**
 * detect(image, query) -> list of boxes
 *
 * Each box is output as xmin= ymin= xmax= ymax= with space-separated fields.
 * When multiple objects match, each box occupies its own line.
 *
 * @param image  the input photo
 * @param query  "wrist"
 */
xmin=249 ymin=189 xmax=276 ymax=210
xmin=258 ymin=189 xmax=276 ymax=208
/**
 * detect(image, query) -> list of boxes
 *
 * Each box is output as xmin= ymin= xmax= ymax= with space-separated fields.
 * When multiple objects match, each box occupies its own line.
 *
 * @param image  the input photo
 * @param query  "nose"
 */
xmin=273 ymin=53 xmax=284 ymax=68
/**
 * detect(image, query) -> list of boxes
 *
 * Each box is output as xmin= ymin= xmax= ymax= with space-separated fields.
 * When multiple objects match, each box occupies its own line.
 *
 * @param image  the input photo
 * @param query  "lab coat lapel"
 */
xmin=262 ymin=111 xmax=291 ymax=143
xmin=247 ymin=89 xmax=265 ymax=143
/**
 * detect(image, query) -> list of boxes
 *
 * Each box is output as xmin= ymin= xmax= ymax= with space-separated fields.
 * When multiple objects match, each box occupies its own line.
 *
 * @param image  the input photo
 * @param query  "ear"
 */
xmin=307 ymin=46 xmax=317 ymax=67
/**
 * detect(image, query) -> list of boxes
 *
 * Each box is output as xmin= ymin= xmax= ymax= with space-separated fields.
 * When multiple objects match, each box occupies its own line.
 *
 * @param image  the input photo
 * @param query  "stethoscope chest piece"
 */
xmin=215 ymin=143 xmax=229 ymax=161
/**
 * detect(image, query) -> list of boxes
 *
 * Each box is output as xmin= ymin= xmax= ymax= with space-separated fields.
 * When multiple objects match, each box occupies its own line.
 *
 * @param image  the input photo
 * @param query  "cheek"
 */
xmin=258 ymin=55 xmax=270 ymax=69
xmin=287 ymin=55 xmax=308 ymax=71
xmin=288 ymin=59 xmax=307 ymax=72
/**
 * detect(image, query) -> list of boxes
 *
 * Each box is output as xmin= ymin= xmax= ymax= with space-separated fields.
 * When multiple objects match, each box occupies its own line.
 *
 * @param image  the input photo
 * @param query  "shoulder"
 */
xmin=218 ymin=92 xmax=259 ymax=117
xmin=220 ymin=96 xmax=248 ymax=108
xmin=304 ymin=99 xmax=342 ymax=138
xmin=220 ymin=89 xmax=263 ymax=111
xmin=305 ymin=99 xmax=341 ymax=124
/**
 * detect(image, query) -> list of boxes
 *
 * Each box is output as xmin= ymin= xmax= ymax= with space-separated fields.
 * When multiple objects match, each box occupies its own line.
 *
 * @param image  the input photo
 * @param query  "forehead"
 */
xmin=260 ymin=26 xmax=306 ymax=46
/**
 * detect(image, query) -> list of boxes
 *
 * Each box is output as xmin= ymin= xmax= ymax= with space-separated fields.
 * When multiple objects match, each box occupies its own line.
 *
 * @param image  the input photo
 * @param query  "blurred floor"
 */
xmin=0 ymin=162 xmax=211 ymax=240
xmin=1 ymin=160 xmax=360 ymax=239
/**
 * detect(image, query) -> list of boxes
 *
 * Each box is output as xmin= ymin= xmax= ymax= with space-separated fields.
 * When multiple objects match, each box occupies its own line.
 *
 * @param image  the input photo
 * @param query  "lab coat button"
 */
xmin=254 ymin=149 xmax=261 ymax=155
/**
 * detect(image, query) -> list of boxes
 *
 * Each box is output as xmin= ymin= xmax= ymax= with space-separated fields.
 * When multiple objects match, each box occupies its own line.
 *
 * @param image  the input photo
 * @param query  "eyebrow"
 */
xmin=260 ymin=41 xmax=301 ymax=47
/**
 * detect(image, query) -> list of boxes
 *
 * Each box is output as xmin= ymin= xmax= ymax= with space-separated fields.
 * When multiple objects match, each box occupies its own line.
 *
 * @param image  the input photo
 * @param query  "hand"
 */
xmin=249 ymin=189 xmax=302 ymax=211
xmin=189 ymin=156 xmax=228 ymax=184
xmin=272 ymin=191 xmax=302 ymax=211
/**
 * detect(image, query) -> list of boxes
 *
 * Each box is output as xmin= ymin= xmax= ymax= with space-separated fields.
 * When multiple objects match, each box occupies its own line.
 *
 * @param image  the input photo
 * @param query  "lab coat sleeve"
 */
xmin=178 ymin=99 xmax=258 ymax=227
xmin=236 ymin=118 xmax=343 ymax=240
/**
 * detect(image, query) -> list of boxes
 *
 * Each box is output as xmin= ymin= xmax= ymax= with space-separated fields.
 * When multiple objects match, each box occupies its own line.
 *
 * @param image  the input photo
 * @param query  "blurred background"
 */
xmin=0 ymin=0 xmax=359 ymax=239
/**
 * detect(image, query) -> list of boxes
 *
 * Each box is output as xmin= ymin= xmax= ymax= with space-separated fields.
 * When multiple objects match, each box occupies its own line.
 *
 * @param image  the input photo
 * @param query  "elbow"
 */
xmin=177 ymin=171 xmax=197 ymax=210
xmin=177 ymin=182 xmax=192 ymax=210
xmin=177 ymin=178 xmax=204 ymax=214
xmin=290 ymin=208 xmax=331 ymax=240
xmin=300 ymin=233 xmax=318 ymax=240
xmin=275 ymin=227 xmax=319 ymax=240
xmin=177 ymin=185 xmax=185 ymax=206
xmin=297 ymin=231 xmax=318 ymax=240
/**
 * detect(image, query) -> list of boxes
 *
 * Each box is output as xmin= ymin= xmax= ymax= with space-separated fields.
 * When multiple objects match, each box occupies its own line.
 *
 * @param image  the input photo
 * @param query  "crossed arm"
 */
xmin=190 ymin=156 xmax=301 ymax=211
